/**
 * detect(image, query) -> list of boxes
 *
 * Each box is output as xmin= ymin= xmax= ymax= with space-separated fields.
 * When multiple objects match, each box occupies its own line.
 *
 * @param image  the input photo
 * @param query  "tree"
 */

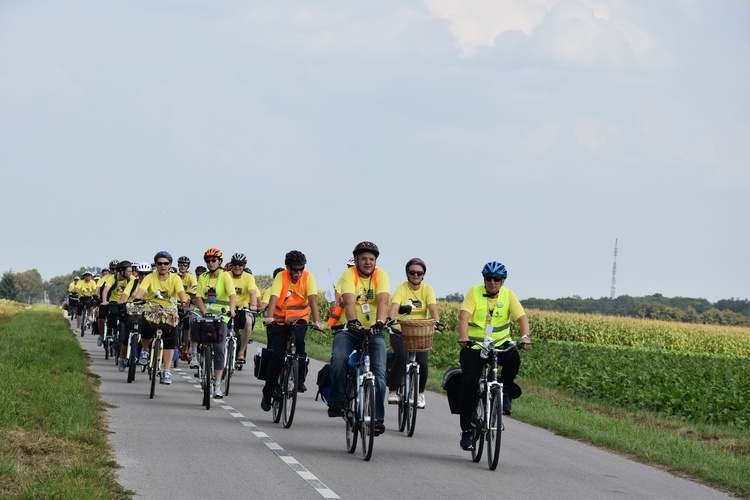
xmin=254 ymin=274 xmax=273 ymax=290
xmin=0 ymin=271 xmax=20 ymax=301
xmin=442 ymin=292 xmax=464 ymax=303
xmin=15 ymin=269 xmax=44 ymax=303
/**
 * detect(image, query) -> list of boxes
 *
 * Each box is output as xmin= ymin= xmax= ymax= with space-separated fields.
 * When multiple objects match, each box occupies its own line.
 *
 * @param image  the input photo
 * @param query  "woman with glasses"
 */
xmin=133 ymin=251 xmax=191 ymax=387
xmin=386 ymin=258 xmax=443 ymax=409
xmin=456 ymin=261 xmax=532 ymax=451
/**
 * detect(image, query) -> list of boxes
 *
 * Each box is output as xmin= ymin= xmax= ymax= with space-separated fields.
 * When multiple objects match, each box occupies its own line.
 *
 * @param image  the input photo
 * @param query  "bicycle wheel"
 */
xmin=471 ymin=396 xmax=485 ymax=463
xmin=487 ymin=387 xmax=503 ymax=470
xmin=149 ymin=339 xmax=161 ymax=399
xmin=282 ymin=361 xmax=298 ymax=429
xmin=224 ymin=338 xmax=235 ymax=396
xmin=104 ymin=336 xmax=110 ymax=360
xmin=397 ymin=378 xmax=407 ymax=433
xmin=202 ymin=347 xmax=212 ymax=409
xmin=80 ymin=315 xmax=86 ymax=337
xmin=361 ymin=378 xmax=375 ymax=461
xmin=406 ymin=367 xmax=419 ymax=437
xmin=345 ymin=372 xmax=358 ymax=454
xmin=127 ymin=334 xmax=137 ymax=383
xmin=272 ymin=367 xmax=283 ymax=424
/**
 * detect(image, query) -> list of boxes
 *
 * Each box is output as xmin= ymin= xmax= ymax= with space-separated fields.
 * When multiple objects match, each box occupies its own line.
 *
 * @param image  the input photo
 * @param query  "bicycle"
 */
xmin=79 ymin=297 xmax=94 ymax=337
xmin=462 ymin=338 xmax=518 ymax=471
xmin=103 ymin=312 xmax=119 ymax=362
xmin=147 ymin=327 xmax=166 ymax=399
xmin=124 ymin=302 xmax=144 ymax=383
xmin=190 ymin=312 xmax=225 ymax=410
xmin=222 ymin=314 xmax=238 ymax=397
xmin=389 ymin=318 xmax=436 ymax=438
xmin=270 ymin=321 xmax=320 ymax=429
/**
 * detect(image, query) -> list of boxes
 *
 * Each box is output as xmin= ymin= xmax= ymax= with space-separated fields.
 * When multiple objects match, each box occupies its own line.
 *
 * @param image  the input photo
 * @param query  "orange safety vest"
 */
xmin=272 ymin=270 xmax=311 ymax=323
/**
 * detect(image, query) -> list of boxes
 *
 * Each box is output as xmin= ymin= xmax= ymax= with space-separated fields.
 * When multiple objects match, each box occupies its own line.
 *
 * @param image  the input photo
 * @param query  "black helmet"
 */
xmin=195 ymin=265 xmax=207 ymax=275
xmin=352 ymin=241 xmax=379 ymax=258
xmin=284 ymin=250 xmax=307 ymax=266
xmin=231 ymin=252 xmax=248 ymax=265
xmin=108 ymin=259 xmax=119 ymax=270
xmin=405 ymin=257 xmax=426 ymax=274
xmin=116 ymin=260 xmax=132 ymax=272
xmin=178 ymin=256 xmax=190 ymax=266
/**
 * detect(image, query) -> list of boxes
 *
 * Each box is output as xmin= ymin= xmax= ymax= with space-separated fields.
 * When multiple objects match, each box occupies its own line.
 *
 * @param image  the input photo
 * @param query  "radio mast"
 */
xmin=610 ymin=238 xmax=618 ymax=299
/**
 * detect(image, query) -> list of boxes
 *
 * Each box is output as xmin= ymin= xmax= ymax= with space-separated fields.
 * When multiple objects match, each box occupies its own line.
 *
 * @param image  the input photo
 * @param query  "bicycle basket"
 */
xmin=125 ymin=302 xmax=145 ymax=324
xmin=143 ymin=304 xmax=179 ymax=328
xmin=398 ymin=318 xmax=435 ymax=352
xmin=190 ymin=315 xmax=226 ymax=344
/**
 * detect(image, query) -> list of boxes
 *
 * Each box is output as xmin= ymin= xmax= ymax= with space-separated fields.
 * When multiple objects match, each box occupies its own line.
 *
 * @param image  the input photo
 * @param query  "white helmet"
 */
xmin=136 ymin=262 xmax=152 ymax=273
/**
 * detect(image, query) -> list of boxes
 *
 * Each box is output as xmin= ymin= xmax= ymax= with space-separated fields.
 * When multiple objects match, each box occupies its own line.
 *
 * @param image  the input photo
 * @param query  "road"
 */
xmin=72 ymin=320 xmax=730 ymax=499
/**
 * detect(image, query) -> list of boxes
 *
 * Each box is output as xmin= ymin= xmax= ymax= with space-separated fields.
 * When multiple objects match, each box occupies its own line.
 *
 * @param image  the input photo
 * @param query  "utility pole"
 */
xmin=610 ymin=238 xmax=618 ymax=299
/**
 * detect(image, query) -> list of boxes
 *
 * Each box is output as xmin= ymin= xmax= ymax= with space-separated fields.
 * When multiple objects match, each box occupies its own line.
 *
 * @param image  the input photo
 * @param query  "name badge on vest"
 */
xmin=361 ymin=303 xmax=371 ymax=314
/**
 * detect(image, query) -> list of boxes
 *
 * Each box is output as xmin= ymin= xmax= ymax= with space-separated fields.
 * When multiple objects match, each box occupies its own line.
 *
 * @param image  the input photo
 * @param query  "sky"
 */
xmin=1 ymin=0 xmax=748 ymax=303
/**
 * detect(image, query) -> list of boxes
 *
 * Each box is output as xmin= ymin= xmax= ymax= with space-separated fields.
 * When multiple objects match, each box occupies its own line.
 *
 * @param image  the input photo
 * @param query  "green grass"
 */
xmin=0 ymin=304 xmax=131 ymax=499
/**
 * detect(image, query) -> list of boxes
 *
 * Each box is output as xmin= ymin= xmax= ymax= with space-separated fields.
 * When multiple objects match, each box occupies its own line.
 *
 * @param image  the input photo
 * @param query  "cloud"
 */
xmin=574 ymin=115 xmax=619 ymax=154
xmin=422 ymin=0 xmax=673 ymax=68
xmin=0 ymin=63 xmax=85 ymax=97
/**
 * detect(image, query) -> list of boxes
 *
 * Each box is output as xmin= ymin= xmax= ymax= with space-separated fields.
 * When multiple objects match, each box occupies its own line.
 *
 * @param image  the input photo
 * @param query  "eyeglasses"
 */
xmin=178 ymin=263 xmax=188 ymax=267
xmin=289 ymin=266 xmax=305 ymax=272
xmin=205 ymin=258 xmax=220 ymax=263
xmin=232 ymin=263 xmax=244 ymax=267
xmin=484 ymin=275 xmax=504 ymax=283
xmin=408 ymin=270 xmax=424 ymax=277
xmin=155 ymin=261 xmax=171 ymax=266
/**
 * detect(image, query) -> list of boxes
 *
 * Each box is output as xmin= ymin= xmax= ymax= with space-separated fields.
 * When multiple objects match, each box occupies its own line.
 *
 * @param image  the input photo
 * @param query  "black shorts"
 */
xmin=140 ymin=324 xmax=177 ymax=349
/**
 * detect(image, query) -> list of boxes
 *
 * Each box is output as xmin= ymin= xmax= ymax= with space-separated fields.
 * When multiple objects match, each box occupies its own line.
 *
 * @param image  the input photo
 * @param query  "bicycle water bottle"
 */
xmin=348 ymin=350 xmax=360 ymax=369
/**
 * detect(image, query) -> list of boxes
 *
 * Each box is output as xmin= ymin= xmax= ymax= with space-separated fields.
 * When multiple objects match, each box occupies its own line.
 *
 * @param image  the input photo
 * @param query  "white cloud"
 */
xmin=422 ymin=0 xmax=673 ymax=68
xmin=574 ymin=116 xmax=619 ymax=154
xmin=0 ymin=63 xmax=85 ymax=97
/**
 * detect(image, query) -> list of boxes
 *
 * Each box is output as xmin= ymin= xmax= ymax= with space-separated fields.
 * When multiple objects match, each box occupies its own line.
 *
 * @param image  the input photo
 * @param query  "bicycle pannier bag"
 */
xmin=315 ymin=363 xmax=332 ymax=406
xmin=190 ymin=315 xmax=226 ymax=344
xmin=442 ymin=366 xmax=463 ymax=414
xmin=253 ymin=347 xmax=273 ymax=380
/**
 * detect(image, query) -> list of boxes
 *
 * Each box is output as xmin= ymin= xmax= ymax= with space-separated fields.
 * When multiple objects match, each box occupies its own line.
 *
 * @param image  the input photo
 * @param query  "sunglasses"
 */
xmin=289 ymin=266 xmax=305 ymax=272
xmin=178 ymin=263 xmax=189 ymax=267
xmin=408 ymin=270 xmax=424 ymax=277
xmin=232 ymin=263 xmax=244 ymax=267
xmin=155 ymin=261 xmax=171 ymax=266
xmin=484 ymin=275 xmax=504 ymax=283
xmin=205 ymin=258 xmax=220 ymax=263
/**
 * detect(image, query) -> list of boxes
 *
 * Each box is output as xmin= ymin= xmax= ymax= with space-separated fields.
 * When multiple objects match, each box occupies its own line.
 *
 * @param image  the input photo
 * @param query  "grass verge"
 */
xmin=0 ymin=303 xmax=131 ymax=499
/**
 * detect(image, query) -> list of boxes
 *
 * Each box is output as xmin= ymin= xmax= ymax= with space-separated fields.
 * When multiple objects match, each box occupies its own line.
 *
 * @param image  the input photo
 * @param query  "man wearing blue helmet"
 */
xmin=456 ymin=261 xmax=532 ymax=451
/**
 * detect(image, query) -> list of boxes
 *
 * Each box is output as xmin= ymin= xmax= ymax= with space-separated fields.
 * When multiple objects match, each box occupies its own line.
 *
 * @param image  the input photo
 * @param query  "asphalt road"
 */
xmin=72 ymin=319 xmax=730 ymax=500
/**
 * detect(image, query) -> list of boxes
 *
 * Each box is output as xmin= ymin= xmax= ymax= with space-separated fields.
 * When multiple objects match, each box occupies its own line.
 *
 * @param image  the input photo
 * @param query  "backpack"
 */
xmin=315 ymin=363 xmax=333 ymax=406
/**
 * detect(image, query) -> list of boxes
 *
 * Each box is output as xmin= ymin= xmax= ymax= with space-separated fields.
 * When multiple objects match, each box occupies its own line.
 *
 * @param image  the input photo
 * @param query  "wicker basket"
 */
xmin=399 ymin=318 xmax=436 ymax=352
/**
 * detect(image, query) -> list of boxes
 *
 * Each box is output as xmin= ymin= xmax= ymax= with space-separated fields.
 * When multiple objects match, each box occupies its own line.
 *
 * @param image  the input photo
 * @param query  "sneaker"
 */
xmin=189 ymin=357 xmax=199 ymax=369
xmin=460 ymin=430 xmax=473 ymax=450
xmin=417 ymin=393 xmax=426 ymax=409
xmin=261 ymin=394 xmax=271 ymax=412
xmin=96 ymin=335 xmax=103 ymax=347
xmin=297 ymin=382 xmax=307 ymax=393
xmin=213 ymin=381 xmax=223 ymax=399
xmin=327 ymin=400 xmax=345 ymax=418
xmin=118 ymin=358 xmax=126 ymax=372
xmin=139 ymin=349 xmax=149 ymax=366
xmin=373 ymin=421 xmax=385 ymax=436
xmin=387 ymin=392 xmax=399 ymax=405
xmin=161 ymin=370 xmax=172 ymax=385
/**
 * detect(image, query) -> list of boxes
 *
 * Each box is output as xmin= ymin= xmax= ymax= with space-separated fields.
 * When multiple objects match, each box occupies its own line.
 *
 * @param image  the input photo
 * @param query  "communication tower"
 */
xmin=610 ymin=238 xmax=618 ymax=299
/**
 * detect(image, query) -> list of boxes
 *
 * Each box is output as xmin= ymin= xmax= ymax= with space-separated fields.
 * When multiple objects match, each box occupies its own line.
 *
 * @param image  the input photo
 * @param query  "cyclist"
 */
xmin=177 ymin=256 xmax=198 ymax=365
xmin=327 ymin=241 xmax=390 ymax=436
xmin=67 ymin=276 xmax=80 ymax=318
xmin=95 ymin=260 xmax=120 ymax=342
xmin=133 ymin=251 xmax=191 ymax=386
xmin=457 ymin=261 xmax=532 ymax=450
xmin=260 ymin=251 xmax=323 ymax=411
xmin=100 ymin=261 xmax=136 ymax=370
xmin=387 ymin=257 xmax=444 ymax=409
xmin=74 ymin=271 xmax=97 ymax=329
xmin=227 ymin=253 xmax=258 ymax=367
xmin=193 ymin=248 xmax=236 ymax=399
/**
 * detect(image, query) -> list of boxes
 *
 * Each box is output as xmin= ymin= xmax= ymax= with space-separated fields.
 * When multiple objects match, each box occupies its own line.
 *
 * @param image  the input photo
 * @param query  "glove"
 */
xmin=435 ymin=321 xmax=445 ymax=332
xmin=397 ymin=304 xmax=413 ymax=315
xmin=371 ymin=320 xmax=385 ymax=334
xmin=346 ymin=319 xmax=363 ymax=332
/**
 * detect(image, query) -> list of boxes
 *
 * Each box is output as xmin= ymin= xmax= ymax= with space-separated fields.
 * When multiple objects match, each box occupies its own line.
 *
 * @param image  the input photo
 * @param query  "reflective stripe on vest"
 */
xmin=467 ymin=285 xmax=512 ymax=345
xmin=273 ymin=271 xmax=311 ymax=323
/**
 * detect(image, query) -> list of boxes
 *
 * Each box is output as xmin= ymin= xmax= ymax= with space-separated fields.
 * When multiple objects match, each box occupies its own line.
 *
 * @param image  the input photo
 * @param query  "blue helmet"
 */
xmin=482 ymin=261 xmax=507 ymax=278
xmin=154 ymin=250 xmax=172 ymax=263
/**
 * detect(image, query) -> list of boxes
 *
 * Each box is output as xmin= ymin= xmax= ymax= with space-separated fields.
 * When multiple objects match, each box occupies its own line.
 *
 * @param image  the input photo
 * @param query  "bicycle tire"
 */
xmin=272 ymin=367 xmax=283 ymax=424
xmin=406 ymin=367 xmax=419 ymax=437
xmin=361 ymin=378 xmax=375 ymax=461
xmin=127 ymin=334 xmax=137 ymax=383
xmin=104 ymin=337 xmax=110 ymax=360
xmin=282 ymin=361 xmax=298 ymax=429
xmin=149 ymin=339 xmax=161 ymax=399
xmin=224 ymin=338 xmax=235 ymax=396
xmin=203 ymin=347 xmax=212 ymax=409
xmin=80 ymin=316 xmax=85 ymax=337
xmin=345 ymin=371 xmax=358 ymax=454
xmin=397 ymin=378 xmax=406 ymax=433
xmin=471 ymin=396 xmax=484 ymax=463
xmin=487 ymin=387 xmax=502 ymax=471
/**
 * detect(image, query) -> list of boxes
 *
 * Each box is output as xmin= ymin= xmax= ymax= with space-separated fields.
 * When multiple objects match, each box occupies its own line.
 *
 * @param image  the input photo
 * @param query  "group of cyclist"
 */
xmin=66 ymin=241 xmax=532 ymax=450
